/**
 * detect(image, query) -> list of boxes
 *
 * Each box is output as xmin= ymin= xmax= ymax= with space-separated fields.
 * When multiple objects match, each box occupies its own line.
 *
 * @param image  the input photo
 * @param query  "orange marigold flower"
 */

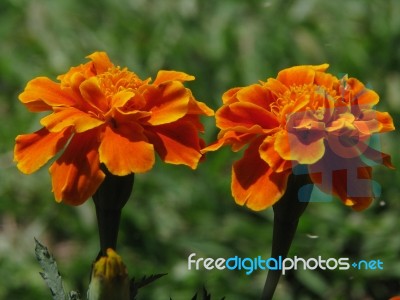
xmin=14 ymin=52 xmax=213 ymax=205
xmin=204 ymin=64 xmax=394 ymax=211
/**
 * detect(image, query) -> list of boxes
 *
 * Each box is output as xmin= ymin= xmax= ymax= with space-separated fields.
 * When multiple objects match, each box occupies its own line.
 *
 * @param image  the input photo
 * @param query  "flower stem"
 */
xmin=92 ymin=166 xmax=134 ymax=257
xmin=261 ymin=173 xmax=312 ymax=300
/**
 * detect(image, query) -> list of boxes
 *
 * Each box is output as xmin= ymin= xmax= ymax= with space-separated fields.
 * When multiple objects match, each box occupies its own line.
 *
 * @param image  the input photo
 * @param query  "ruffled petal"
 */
xmin=274 ymin=130 xmax=325 ymax=164
xmin=309 ymin=147 xmax=374 ymax=211
xmin=19 ymin=77 xmax=76 ymax=112
xmin=216 ymin=102 xmax=279 ymax=130
xmin=153 ymin=70 xmax=194 ymax=86
xmin=111 ymin=90 xmax=135 ymax=108
xmin=57 ymin=63 xmax=95 ymax=89
xmin=334 ymin=166 xmax=373 ymax=211
xmin=222 ymin=87 xmax=241 ymax=104
xmin=41 ymin=107 xmax=105 ymax=133
xmin=232 ymin=138 xmax=290 ymax=210
xmin=277 ymin=65 xmax=324 ymax=86
xmin=143 ymin=82 xmax=190 ymax=125
xmin=187 ymin=94 xmax=214 ymax=116
xmin=342 ymin=78 xmax=379 ymax=107
xmin=79 ymin=77 xmax=109 ymax=113
xmin=145 ymin=121 xmax=203 ymax=169
xmin=259 ymin=135 xmax=293 ymax=172
xmin=202 ymin=130 xmax=258 ymax=153
xmin=87 ymin=52 xmax=114 ymax=74
xmin=14 ymin=127 xmax=72 ymax=174
xmin=236 ymin=84 xmax=272 ymax=108
xmin=99 ymin=124 xmax=155 ymax=175
xmin=264 ymin=78 xmax=289 ymax=97
xmin=49 ymin=129 xmax=105 ymax=205
xmin=363 ymin=146 xmax=395 ymax=169
xmin=314 ymin=71 xmax=338 ymax=90
xmin=375 ymin=111 xmax=395 ymax=133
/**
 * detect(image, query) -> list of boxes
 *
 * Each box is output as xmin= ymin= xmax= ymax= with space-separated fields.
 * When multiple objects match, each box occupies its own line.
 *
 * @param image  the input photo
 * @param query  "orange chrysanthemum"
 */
xmin=204 ymin=64 xmax=394 ymax=211
xmin=14 ymin=52 xmax=213 ymax=205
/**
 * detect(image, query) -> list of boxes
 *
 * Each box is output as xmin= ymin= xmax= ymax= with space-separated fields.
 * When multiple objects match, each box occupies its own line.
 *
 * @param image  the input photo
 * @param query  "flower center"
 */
xmin=98 ymin=67 xmax=144 ymax=102
xmin=271 ymin=84 xmax=337 ymax=133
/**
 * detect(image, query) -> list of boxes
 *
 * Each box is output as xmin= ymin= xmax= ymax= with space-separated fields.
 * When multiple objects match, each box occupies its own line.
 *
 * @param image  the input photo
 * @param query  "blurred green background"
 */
xmin=1 ymin=0 xmax=400 ymax=299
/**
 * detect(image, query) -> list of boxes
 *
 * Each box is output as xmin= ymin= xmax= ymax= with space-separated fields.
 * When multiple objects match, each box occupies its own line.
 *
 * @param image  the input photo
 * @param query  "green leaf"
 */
xmin=129 ymin=273 xmax=167 ymax=300
xmin=34 ymin=238 xmax=66 ymax=300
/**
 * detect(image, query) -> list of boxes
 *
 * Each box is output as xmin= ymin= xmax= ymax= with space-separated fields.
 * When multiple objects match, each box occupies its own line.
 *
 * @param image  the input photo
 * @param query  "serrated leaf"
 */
xmin=129 ymin=273 xmax=167 ymax=300
xmin=189 ymin=287 xmax=226 ymax=300
xmin=34 ymin=238 xmax=66 ymax=300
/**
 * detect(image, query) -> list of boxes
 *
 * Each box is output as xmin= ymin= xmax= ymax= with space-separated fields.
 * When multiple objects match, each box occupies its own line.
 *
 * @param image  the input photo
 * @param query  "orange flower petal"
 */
xmin=14 ymin=127 xmax=72 ymax=174
xmin=236 ymin=84 xmax=272 ymax=108
xmin=310 ymin=64 xmax=330 ymax=72
xmin=232 ymin=138 xmax=290 ymax=210
xmin=357 ymin=89 xmax=380 ymax=107
xmin=187 ymin=94 xmax=215 ymax=116
xmin=79 ymin=77 xmax=109 ymax=113
xmin=259 ymin=135 xmax=293 ymax=173
xmin=143 ymin=82 xmax=190 ymax=125
xmin=99 ymin=124 xmax=155 ymax=175
xmin=264 ymin=78 xmax=289 ymax=97
xmin=50 ymin=130 xmax=105 ymax=205
xmin=201 ymin=137 xmax=227 ymax=153
xmin=19 ymin=77 xmax=76 ymax=112
xmin=327 ymin=113 xmax=355 ymax=132
xmin=202 ymin=130 xmax=258 ymax=153
xmin=153 ymin=70 xmax=194 ymax=86
xmin=345 ymin=78 xmax=379 ymax=106
xmin=375 ymin=111 xmax=395 ymax=133
xmin=113 ymin=108 xmax=151 ymax=124
xmin=363 ymin=147 xmax=395 ymax=169
xmin=222 ymin=87 xmax=241 ymax=104
xmin=57 ymin=63 xmax=95 ymax=89
xmin=277 ymin=65 xmax=319 ymax=86
xmin=309 ymin=147 xmax=374 ymax=211
xmin=216 ymin=102 xmax=279 ymax=131
xmin=86 ymin=52 xmax=114 ymax=74
xmin=314 ymin=71 xmax=338 ymax=89
xmin=112 ymin=90 xmax=135 ymax=108
xmin=41 ymin=107 xmax=105 ymax=133
xmin=146 ymin=121 xmax=203 ymax=169
xmin=333 ymin=166 xmax=373 ymax=211
xmin=274 ymin=130 xmax=325 ymax=164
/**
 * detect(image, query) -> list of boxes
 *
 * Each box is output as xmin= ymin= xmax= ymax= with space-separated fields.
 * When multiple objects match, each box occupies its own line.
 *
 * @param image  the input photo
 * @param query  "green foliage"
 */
xmin=35 ymin=238 xmax=67 ymax=300
xmin=1 ymin=0 xmax=400 ymax=299
xmin=35 ymin=239 xmax=81 ymax=300
xmin=130 ymin=273 xmax=167 ymax=300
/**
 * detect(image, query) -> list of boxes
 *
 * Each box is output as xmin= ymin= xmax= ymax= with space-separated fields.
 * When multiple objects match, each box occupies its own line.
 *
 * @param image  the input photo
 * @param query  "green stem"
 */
xmin=92 ymin=166 xmax=134 ymax=256
xmin=261 ymin=173 xmax=312 ymax=300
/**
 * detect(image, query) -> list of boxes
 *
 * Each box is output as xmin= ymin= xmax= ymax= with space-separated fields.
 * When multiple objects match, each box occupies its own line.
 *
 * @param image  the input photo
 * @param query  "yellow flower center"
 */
xmin=272 ymin=84 xmax=336 ymax=124
xmin=96 ymin=67 xmax=151 ymax=123
xmin=98 ymin=66 xmax=144 ymax=101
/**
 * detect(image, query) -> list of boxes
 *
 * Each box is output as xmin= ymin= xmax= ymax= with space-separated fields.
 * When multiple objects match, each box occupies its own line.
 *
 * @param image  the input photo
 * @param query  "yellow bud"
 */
xmin=88 ymin=248 xmax=130 ymax=300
